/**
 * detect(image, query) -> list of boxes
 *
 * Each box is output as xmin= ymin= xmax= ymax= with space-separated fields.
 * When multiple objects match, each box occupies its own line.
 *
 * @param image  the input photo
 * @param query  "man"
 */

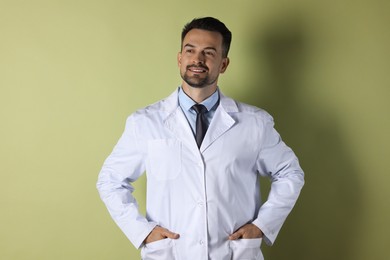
xmin=97 ymin=17 xmax=304 ymax=260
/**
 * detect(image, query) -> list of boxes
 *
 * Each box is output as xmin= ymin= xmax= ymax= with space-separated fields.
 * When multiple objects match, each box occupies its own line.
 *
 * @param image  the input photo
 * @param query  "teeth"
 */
xmin=190 ymin=68 xmax=206 ymax=72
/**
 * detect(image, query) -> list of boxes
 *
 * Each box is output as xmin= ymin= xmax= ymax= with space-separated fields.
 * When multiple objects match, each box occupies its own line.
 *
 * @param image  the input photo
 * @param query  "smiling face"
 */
xmin=178 ymin=29 xmax=229 ymax=92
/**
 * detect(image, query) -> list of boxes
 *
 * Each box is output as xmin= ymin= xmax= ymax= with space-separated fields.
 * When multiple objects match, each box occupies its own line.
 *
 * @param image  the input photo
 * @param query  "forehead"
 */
xmin=182 ymin=29 xmax=223 ymax=50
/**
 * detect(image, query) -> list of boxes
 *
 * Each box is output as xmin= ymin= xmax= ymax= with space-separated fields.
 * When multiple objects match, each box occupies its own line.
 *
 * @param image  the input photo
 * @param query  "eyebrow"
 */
xmin=183 ymin=44 xmax=217 ymax=52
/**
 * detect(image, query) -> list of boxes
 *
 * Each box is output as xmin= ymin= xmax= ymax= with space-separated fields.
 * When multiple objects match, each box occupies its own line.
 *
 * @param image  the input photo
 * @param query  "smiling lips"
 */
xmin=187 ymin=65 xmax=208 ymax=73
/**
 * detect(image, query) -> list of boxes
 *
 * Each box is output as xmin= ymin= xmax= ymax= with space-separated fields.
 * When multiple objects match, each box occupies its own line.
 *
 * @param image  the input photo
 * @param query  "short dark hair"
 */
xmin=181 ymin=17 xmax=232 ymax=58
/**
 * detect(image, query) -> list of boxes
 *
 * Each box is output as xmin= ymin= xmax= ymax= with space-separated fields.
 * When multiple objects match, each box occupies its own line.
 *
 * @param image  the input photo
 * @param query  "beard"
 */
xmin=180 ymin=65 xmax=217 ymax=88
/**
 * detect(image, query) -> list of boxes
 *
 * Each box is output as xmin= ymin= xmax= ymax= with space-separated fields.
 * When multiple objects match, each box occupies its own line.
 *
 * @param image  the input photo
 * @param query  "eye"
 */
xmin=205 ymin=51 xmax=215 ymax=57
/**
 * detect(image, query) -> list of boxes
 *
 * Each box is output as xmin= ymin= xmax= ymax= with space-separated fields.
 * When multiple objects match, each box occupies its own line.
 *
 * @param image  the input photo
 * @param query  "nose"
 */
xmin=193 ymin=52 xmax=205 ymax=64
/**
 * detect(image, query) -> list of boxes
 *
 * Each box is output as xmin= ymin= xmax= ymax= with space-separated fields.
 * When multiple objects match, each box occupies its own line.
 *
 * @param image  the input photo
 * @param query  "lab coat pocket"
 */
xmin=147 ymin=139 xmax=182 ymax=181
xmin=141 ymin=238 xmax=177 ymax=260
xmin=230 ymin=238 xmax=263 ymax=260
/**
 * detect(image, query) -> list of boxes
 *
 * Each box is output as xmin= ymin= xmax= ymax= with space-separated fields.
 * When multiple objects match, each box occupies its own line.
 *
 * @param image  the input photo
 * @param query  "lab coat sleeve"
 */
xmin=96 ymin=115 xmax=157 ymax=249
xmin=252 ymin=113 xmax=304 ymax=246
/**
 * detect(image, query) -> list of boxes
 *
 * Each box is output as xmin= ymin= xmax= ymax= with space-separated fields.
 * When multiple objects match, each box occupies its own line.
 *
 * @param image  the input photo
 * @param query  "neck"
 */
xmin=181 ymin=83 xmax=218 ymax=103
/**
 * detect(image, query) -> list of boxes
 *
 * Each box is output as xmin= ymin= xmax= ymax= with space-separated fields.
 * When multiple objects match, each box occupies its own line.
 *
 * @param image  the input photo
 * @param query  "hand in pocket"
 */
xmin=228 ymin=223 xmax=263 ymax=240
xmin=144 ymin=226 xmax=180 ymax=244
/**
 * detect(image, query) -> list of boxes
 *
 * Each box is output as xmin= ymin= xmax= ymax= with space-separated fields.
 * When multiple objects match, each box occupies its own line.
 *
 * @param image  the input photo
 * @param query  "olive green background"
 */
xmin=1 ymin=0 xmax=389 ymax=259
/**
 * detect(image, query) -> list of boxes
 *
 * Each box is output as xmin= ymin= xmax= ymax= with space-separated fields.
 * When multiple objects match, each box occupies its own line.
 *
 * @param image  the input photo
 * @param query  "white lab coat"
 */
xmin=97 ymin=89 xmax=304 ymax=260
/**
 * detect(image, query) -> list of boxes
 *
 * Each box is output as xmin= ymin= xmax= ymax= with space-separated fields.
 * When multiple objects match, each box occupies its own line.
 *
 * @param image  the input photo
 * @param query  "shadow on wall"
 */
xmin=242 ymin=14 xmax=361 ymax=260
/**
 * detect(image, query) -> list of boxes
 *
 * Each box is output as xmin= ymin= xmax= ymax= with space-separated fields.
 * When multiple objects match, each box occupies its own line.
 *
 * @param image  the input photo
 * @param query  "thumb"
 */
xmin=163 ymin=229 xmax=180 ymax=239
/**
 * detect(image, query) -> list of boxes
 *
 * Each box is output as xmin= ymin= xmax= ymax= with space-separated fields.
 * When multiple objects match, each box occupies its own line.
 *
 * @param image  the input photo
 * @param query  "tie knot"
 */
xmin=192 ymin=104 xmax=207 ymax=114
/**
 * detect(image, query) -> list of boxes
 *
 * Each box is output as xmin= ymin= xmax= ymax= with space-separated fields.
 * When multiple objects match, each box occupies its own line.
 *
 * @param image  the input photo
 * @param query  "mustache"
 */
xmin=187 ymin=64 xmax=209 ymax=70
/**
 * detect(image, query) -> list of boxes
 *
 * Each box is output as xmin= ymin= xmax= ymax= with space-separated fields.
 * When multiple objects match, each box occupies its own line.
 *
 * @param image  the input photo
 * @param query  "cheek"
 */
xmin=179 ymin=61 xmax=186 ymax=70
xmin=212 ymin=63 xmax=223 ymax=73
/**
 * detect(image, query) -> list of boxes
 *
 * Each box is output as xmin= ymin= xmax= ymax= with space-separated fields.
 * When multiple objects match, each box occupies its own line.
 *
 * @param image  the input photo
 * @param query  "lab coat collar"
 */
xmin=162 ymin=89 xmax=196 ymax=152
xmin=201 ymin=91 xmax=237 ymax=152
xmin=163 ymin=88 xmax=238 ymax=153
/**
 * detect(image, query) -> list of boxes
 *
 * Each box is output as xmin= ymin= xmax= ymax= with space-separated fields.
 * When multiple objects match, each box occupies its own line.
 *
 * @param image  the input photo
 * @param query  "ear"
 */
xmin=177 ymin=52 xmax=182 ymax=67
xmin=219 ymin=57 xmax=230 ymax=73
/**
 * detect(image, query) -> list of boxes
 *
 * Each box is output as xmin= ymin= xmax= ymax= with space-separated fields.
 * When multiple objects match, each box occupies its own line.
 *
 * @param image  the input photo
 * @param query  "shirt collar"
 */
xmin=178 ymin=87 xmax=220 ymax=112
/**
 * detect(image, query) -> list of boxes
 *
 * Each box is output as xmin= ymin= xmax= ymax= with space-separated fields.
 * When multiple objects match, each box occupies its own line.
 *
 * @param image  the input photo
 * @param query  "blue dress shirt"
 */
xmin=178 ymin=87 xmax=219 ymax=136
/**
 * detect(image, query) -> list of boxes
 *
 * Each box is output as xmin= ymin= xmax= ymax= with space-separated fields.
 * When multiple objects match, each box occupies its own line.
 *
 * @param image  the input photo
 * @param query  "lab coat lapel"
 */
xmin=162 ymin=90 xmax=199 ymax=152
xmin=200 ymin=93 xmax=238 ymax=152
